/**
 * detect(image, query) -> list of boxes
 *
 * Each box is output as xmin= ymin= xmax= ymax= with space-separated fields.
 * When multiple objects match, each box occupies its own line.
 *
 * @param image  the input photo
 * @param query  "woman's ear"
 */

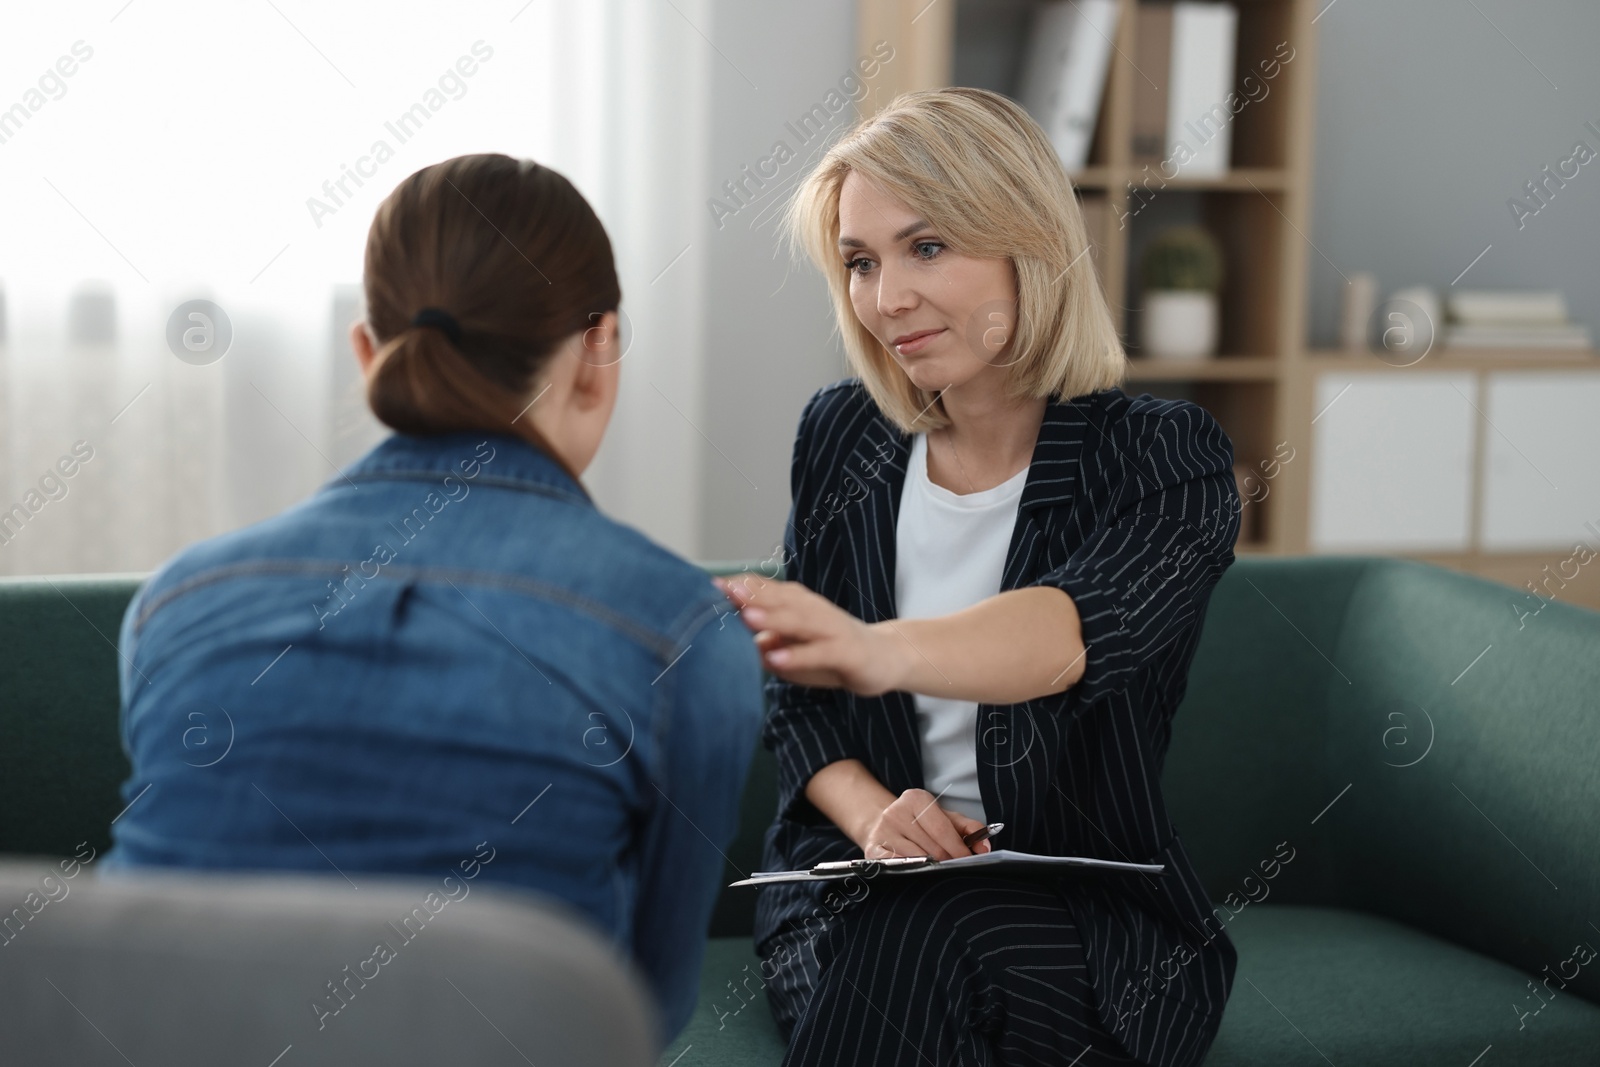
xmin=578 ymin=311 xmax=621 ymax=369
xmin=570 ymin=311 xmax=621 ymax=412
xmin=349 ymin=320 xmax=377 ymax=376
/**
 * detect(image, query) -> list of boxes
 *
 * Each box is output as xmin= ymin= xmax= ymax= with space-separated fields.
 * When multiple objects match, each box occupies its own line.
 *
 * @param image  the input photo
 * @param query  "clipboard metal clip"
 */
xmin=809 ymin=856 xmax=935 ymax=875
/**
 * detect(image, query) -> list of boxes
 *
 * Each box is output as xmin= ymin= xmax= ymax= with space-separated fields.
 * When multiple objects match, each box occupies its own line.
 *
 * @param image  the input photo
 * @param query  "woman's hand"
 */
xmin=802 ymin=761 xmax=993 ymax=862
xmin=715 ymin=573 xmax=906 ymax=696
xmin=858 ymin=788 xmax=992 ymax=861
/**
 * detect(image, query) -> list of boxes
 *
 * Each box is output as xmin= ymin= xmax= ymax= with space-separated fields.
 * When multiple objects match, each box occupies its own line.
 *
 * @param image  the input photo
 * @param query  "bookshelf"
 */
xmin=856 ymin=0 xmax=1600 ymax=609
xmin=857 ymin=0 xmax=1321 ymax=553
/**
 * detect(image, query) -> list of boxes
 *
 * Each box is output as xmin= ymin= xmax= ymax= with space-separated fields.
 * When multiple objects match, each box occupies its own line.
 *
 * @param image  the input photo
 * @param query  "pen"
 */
xmin=962 ymin=822 xmax=1004 ymax=848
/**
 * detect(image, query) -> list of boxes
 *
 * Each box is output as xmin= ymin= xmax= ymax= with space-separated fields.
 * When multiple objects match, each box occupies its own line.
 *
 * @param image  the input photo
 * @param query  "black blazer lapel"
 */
xmin=837 ymin=415 xmax=924 ymax=794
xmin=1001 ymin=395 xmax=1095 ymax=590
xmin=984 ymin=396 xmax=1097 ymax=840
xmin=839 ymin=415 xmax=907 ymax=624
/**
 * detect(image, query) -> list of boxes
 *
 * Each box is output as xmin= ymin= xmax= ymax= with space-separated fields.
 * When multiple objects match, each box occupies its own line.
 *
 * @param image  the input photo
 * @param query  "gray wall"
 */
xmin=1308 ymin=0 xmax=1600 ymax=344
xmin=690 ymin=0 xmax=1600 ymax=559
xmin=698 ymin=1 xmax=858 ymax=561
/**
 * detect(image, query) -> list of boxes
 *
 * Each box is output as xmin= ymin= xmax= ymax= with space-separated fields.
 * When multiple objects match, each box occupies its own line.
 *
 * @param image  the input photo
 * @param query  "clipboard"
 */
xmin=729 ymin=849 xmax=1164 ymax=887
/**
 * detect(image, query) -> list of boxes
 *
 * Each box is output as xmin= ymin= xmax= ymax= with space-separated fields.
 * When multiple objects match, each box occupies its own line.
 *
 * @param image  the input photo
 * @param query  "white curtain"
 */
xmin=0 ymin=0 xmax=712 ymax=577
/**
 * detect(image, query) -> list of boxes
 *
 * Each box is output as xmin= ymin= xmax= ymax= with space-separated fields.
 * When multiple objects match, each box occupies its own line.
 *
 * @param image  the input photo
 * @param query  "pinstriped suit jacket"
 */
xmin=753 ymin=379 xmax=1241 ymax=1067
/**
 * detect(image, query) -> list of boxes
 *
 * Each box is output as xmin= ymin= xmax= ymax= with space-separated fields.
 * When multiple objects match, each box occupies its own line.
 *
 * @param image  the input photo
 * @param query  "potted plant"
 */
xmin=1139 ymin=226 xmax=1225 ymax=360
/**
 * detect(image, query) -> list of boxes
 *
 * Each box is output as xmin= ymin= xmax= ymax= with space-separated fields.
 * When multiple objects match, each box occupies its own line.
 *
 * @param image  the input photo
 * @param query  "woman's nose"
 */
xmin=875 ymin=261 xmax=919 ymax=318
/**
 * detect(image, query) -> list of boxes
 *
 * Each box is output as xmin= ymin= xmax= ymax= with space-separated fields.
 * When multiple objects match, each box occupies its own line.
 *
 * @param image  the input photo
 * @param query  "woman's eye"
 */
xmin=912 ymin=240 xmax=944 ymax=260
xmin=845 ymin=257 xmax=874 ymax=275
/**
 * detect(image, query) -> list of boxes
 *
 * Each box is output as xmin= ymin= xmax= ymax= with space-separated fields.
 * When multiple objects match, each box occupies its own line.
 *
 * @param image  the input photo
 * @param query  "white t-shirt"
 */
xmin=893 ymin=431 xmax=1029 ymax=824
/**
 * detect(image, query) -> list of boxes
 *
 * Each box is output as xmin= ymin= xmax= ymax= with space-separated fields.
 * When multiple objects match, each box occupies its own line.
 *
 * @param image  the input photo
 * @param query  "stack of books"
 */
xmin=1443 ymin=291 xmax=1593 ymax=351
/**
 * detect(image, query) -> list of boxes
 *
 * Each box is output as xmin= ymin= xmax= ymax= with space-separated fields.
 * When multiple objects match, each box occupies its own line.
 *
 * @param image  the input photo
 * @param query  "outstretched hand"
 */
xmin=715 ymin=572 xmax=906 ymax=696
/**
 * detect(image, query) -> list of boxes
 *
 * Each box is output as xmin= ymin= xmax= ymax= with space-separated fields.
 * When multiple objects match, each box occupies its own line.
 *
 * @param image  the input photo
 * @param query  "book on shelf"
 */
xmin=1165 ymin=2 xmax=1239 ymax=178
xmin=1131 ymin=2 xmax=1173 ymax=163
xmin=1018 ymin=0 xmax=1120 ymax=172
xmin=1443 ymin=325 xmax=1593 ymax=350
xmin=1442 ymin=289 xmax=1591 ymax=351
xmin=1446 ymin=290 xmax=1569 ymax=325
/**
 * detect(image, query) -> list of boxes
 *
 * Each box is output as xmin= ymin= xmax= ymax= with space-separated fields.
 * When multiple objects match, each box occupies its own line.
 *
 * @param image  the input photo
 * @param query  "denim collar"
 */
xmin=331 ymin=430 xmax=592 ymax=507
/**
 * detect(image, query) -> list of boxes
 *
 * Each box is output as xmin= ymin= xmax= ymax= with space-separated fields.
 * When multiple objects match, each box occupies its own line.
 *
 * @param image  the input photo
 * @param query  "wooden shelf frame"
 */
xmin=1307 ymin=348 xmax=1600 ymax=371
xmin=1073 ymin=166 xmax=1291 ymax=192
xmin=857 ymin=0 xmax=1320 ymax=555
xmin=1126 ymin=356 xmax=1281 ymax=380
xmin=855 ymin=0 xmax=1600 ymax=604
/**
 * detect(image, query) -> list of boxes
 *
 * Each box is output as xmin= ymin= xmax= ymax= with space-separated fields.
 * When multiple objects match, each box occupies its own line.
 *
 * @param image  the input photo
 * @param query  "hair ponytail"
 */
xmin=360 ymin=154 xmax=621 ymax=485
xmin=366 ymin=327 xmax=514 ymax=432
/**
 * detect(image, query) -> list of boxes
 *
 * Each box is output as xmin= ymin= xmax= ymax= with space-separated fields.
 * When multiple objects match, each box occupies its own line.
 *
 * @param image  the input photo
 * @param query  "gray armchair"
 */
xmin=0 ymin=861 xmax=658 ymax=1066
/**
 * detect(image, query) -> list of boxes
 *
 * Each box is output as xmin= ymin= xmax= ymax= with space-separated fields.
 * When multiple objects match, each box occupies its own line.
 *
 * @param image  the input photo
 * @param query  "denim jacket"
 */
xmin=106 ymin=430 xmax=763 ymax=1037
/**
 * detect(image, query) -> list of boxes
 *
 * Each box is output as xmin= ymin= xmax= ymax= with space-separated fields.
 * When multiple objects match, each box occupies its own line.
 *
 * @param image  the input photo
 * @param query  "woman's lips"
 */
xmin=892 ymin=328 xmax=945 ymax=355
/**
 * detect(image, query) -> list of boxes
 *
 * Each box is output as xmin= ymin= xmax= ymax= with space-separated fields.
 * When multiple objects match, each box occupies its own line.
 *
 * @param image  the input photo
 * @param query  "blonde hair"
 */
xmin=787 ymin=87 xmax=1125 ymax=433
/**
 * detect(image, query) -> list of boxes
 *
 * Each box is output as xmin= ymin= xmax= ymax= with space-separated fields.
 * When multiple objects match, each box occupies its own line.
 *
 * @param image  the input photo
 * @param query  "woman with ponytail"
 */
xmin=106 ymin=154 xmax=762 ymax=1041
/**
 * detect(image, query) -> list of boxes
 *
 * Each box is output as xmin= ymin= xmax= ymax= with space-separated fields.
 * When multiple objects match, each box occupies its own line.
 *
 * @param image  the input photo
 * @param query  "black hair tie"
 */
xmin=410 ymin=307 xmax=462 ymax=344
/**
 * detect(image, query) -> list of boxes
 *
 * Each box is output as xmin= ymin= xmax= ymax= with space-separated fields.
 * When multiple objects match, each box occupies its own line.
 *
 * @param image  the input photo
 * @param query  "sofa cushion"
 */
xmin=1207 ymin=904 xmax=1600 ymax=1066
xmin=1320 ymin=560 xmax=1600 ymax=999
xmin=675 ymin=906 xmax=1600 ymax=1066
xmin=1164 ymin=559 xmax=1367 ymax=910
xmin=665 ymin=937 xmax=786 ymax=1066
xmin=708 ymin=744 xmax=779 ymax=939
xmin=0 ymin=575 xmax=138 ymax=857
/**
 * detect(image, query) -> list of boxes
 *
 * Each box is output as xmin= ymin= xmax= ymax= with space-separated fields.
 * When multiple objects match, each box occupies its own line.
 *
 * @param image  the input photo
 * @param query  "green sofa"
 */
xmin=4 ymin=558 xmax=1599 ymax=1065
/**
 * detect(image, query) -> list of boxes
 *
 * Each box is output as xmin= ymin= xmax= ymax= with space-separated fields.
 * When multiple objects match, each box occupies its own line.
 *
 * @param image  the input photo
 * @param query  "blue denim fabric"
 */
xmin=105 ymin=430 xmax=764 ymax=1038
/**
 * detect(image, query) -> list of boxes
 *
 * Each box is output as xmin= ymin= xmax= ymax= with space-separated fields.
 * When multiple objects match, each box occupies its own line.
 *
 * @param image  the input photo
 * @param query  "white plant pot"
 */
xmin=1141 ymin=291 xmax=1219 ymax=360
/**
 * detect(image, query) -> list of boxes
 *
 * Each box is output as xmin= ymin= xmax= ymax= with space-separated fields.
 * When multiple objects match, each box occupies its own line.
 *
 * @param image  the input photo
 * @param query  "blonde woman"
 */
xmin=718 ymin=89 xmax=1240 ymax=1067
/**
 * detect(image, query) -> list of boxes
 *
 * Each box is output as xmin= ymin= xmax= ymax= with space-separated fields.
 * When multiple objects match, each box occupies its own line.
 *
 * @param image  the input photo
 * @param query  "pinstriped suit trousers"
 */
xmin=768 ymin=874 xmax=1140 ymax=1066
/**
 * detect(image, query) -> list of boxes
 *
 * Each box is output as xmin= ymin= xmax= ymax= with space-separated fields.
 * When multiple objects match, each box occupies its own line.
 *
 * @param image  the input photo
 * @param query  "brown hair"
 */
xmin=362 ymin=153 xmax=621 ymax=483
